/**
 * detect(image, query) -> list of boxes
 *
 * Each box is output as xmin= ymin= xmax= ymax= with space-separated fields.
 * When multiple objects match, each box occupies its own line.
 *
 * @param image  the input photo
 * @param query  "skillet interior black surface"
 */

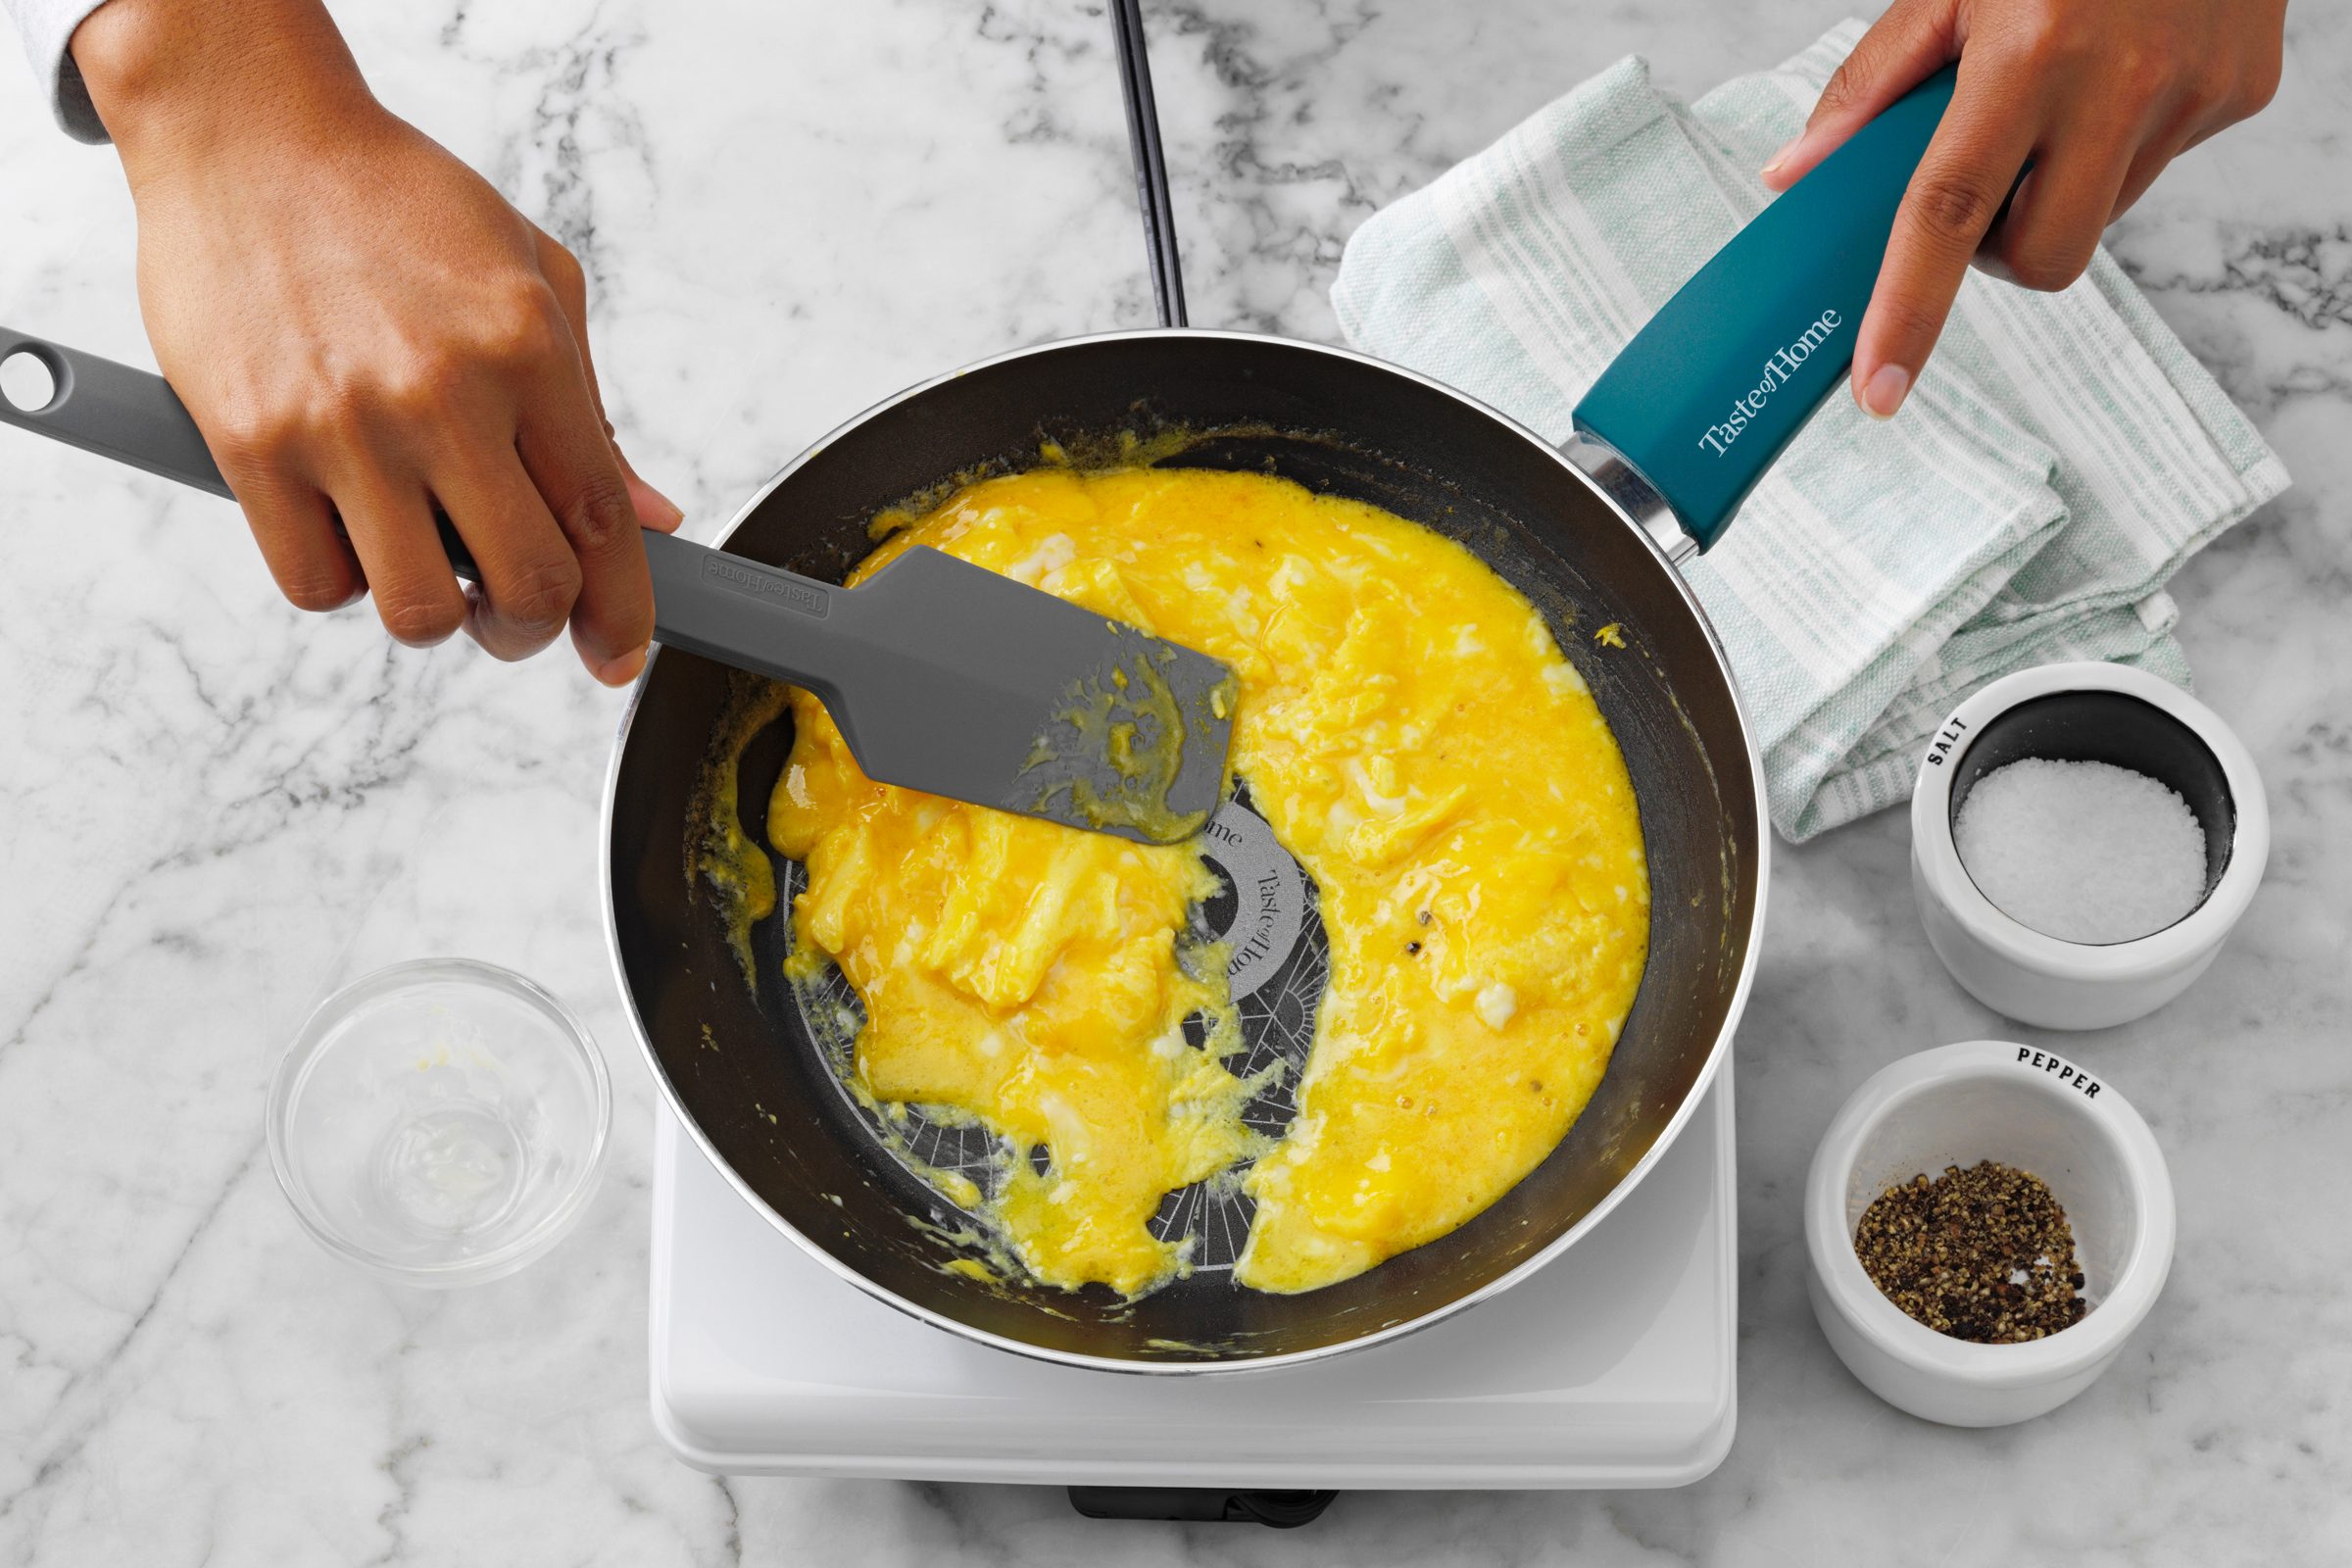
xmin=609 ymin=332 xmax=1761 ymax=1366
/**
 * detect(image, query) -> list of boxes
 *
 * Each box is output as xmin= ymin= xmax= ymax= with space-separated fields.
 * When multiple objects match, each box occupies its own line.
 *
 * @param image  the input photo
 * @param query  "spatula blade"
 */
xmin=826 ymin=547 xmax=1234 ymax=845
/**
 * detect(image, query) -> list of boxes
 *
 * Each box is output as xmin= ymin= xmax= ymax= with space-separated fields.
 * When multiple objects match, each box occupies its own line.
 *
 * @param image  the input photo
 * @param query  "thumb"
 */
xmin=612 ymin=441 xmax=684 ymax=534
xmin=1761 ymin=0 xmax=1959 ymax=191
xmin=532 ymin=224 xmax=684 ymax=534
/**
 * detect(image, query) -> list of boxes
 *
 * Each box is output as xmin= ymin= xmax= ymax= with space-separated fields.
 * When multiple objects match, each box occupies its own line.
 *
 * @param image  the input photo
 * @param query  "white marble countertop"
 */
xmin=3 ymin=1 xmax=2346 ymax=1562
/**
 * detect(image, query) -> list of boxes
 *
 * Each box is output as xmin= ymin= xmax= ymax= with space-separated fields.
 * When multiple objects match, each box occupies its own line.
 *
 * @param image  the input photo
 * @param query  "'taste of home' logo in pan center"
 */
xmin=790 ymin=791 xmax=1329 ymax=1274
xmin=1142 ymin=793 xmax=1331 ymax=1270
xmin=1192 ymin=798 xmax=1307 ymax=1003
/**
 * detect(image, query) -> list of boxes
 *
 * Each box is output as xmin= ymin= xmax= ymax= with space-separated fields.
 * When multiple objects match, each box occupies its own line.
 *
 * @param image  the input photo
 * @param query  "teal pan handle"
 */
xmin=1573 ymin=66 xmax=1957 ymax=553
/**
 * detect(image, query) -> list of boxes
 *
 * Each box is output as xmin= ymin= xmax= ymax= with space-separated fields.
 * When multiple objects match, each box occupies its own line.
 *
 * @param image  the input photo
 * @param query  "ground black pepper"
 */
xmin=1853 ymin=1160 xmax=2087 ymax=1344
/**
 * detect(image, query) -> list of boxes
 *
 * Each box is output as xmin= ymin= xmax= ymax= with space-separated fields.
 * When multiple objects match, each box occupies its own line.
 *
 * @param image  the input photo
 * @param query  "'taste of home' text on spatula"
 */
xmin=0 ymin=328 xmax=1235 ymax=845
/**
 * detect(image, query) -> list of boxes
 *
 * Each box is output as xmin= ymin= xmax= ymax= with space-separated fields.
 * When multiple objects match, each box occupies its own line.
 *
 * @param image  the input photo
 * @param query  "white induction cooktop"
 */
xmin=648 ymin=1063 xmax=1737 ymax=1491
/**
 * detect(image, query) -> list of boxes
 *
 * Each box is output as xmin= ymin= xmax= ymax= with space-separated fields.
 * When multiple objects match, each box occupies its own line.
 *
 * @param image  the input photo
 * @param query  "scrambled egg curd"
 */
xmin=765 ymin=465 xmax=1649 ymax=1298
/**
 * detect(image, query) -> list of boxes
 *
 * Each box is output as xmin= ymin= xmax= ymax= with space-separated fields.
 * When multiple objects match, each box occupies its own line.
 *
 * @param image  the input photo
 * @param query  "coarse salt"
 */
xmin=1952 ymin=758 xmax=2208 ymax=944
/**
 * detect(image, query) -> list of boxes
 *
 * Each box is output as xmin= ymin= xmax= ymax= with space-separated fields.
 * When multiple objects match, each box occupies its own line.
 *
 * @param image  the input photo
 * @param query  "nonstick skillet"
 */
xmin=0 ymin=31 xmax=1955 ymax=1369
xmin=603 ymin=59 xmax=1957 ymax=1372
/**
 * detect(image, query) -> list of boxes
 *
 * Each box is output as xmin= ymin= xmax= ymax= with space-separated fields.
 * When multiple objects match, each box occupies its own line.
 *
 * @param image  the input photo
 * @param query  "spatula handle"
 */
xmin=0 ymin=325 xmax=849 ymax=688
xmin=1 ymin=328 xmax=231 ymax=499
xmin=1 ymin=324 xmax=496 ymax=578
xmin=637 ymin=528 xmax=841 ymax=696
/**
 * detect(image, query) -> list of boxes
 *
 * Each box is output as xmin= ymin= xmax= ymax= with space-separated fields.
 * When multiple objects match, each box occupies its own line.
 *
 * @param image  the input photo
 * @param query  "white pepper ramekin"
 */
xmin=1804 ymin=1040 xmax=2175 ymax=1427
xmin=1911 ymin=661 xmax=2267 ymax=1031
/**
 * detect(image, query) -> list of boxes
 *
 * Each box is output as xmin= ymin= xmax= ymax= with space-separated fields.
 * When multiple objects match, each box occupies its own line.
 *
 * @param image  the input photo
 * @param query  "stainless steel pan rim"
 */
xmin=600 ymin=325 xmax=1771 ymax=1376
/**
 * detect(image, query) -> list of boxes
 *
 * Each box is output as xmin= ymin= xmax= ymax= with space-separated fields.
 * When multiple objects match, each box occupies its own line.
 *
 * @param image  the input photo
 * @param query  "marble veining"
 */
xmin=2 ymin=0 xmax=2347 ymax=1563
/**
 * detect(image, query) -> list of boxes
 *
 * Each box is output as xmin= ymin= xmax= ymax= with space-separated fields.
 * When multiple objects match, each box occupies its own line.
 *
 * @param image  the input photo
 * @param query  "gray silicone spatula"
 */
xmin=0 ymin=328 xmax=1234 ymax=844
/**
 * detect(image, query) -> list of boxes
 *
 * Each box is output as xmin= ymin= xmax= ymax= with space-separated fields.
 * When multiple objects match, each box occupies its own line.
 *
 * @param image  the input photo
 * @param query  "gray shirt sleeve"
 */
xmin=7 ymin=0 xmax=116 ymax=142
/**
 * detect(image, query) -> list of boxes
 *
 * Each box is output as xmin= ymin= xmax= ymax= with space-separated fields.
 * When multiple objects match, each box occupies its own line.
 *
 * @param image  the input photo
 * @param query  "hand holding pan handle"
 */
xmin=0 ymin=327 xmax=842 ymax=687
xmin=1573 ymin=66 xmax=1959 ymax=555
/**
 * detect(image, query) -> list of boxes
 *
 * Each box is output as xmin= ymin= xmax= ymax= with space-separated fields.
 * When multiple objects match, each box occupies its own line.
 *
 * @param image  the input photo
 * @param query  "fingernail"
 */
xmin=1760 ymin=133 xmax=1803 ymax=177
xmin=628 ymin=473 xmax=686 ymax=532
xmin=1860 ymin=364 xmax=1912 ymax=419
xmin=596 ymin=645 xmax=648 ymax=687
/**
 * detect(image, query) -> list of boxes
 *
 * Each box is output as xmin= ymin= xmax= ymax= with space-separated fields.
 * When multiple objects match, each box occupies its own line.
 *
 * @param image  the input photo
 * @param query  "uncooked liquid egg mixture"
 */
xmin=716 ymin=461 xmax=1649 ymax=1298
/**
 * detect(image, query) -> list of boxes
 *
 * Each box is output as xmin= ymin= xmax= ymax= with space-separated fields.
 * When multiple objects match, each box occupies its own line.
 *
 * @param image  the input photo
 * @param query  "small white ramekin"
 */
xmin=1911 ymin=661 xmax=2268 ymax=1031
xmin=1805 ymin=1040 xmax=2175 ymax=1427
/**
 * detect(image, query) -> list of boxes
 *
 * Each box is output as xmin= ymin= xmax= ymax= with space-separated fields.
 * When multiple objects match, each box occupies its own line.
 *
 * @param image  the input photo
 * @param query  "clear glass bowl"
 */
xmin=266 ymin=958 xmax=612 ymax=1287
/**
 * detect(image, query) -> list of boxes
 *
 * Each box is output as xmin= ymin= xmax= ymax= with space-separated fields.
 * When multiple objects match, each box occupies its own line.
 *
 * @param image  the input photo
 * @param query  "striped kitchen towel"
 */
xmin=1331 ymin=19 xmax=2288 ymax=841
